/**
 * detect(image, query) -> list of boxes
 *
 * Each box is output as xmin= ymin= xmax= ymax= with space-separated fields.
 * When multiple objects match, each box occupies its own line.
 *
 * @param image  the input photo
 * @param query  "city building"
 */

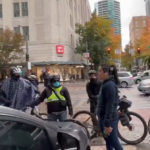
xmin=0 ymin=0 xmax=91 ymax=80
xmin=94 ymin=0 xmax=121 ymax=34
xmin=145 ymin=0 xmax=150 ymax=16
xmin=129 ymin=16 xmax=150 ymax=46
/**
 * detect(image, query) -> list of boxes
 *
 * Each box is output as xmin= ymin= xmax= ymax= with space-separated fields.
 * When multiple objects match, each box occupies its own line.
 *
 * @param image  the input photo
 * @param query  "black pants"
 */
xmin=90 ymin=100 xmax=97 ymax=114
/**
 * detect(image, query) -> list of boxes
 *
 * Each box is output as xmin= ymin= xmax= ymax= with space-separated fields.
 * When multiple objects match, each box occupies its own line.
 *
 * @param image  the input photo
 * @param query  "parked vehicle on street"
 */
xmin=137 ymin=72 xmax=142 ymax=76
xmin=118 ymin=71 xmax=134 ymax=88
xmin=0 ymin=106 xmax=90 ymax=150
xmin=137 ymin=79 xmax=150 ymax=95
xmin=134 ymin=70 xmax=150 ymax=84
xmin=73 ymin=95 xmax=148 ymax=145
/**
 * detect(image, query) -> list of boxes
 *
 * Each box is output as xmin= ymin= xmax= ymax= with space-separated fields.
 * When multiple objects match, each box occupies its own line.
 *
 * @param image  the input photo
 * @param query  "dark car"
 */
xmin=0 ymin=106 xmax=90 ymax=150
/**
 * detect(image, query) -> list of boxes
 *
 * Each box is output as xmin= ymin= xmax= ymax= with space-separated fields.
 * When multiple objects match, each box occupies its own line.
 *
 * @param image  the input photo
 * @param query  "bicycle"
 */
xmin=73 ymin=95 xmax=148 ymax=145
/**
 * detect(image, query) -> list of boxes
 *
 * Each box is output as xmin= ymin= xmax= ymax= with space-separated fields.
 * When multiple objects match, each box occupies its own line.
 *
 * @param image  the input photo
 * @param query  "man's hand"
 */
xmin=4 ymin=99 xmax=11 ymax=106
xmin=104 ymin=127 xmax=113 ymax=135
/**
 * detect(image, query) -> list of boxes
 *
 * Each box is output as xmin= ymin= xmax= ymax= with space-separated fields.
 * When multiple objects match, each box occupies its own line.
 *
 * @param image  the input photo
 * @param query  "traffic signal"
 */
xmin=26 ymin=54 xmax=29 ymax=61
xmin=107 ymin=48 xmax=111 ymax=54
xmin=137 ymin=47 xmax=141 ymax=54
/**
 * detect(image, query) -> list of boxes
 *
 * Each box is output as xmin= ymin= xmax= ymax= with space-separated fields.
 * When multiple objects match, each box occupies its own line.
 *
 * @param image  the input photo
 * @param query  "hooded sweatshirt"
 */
xmin=97 ymin=77 xmax=119 ymax=127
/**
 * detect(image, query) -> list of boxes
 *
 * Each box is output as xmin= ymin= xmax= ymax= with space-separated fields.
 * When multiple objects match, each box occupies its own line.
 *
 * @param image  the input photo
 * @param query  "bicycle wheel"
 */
xmin=73 ymin=110 xmax=99 ymax=139
xmin=147 ymin=118 xmax=150 ymax=134
xmin=118 ymin=111 xmax=147 ymax=145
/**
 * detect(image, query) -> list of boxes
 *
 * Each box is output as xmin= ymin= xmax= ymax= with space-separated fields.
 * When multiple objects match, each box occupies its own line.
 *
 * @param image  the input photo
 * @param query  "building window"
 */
xmin=13 ymin=3 xmax=20 ymax=17
xmin=0 ymin=4 xmax=2 ymax=18
xmin=0 ymin=28 xmax=3 ymax=33
xmin=71 ymin=34 xmax=73 ymax=47
xmin=23 ymin=26 xmax=29 ymax=40
xmin=14 ymin=27 xmax=20 ymax=33
xmin=22 ymin=2 xmax=28 ymax=16
xmin=135 ymin=21 xmax=138 ymax=27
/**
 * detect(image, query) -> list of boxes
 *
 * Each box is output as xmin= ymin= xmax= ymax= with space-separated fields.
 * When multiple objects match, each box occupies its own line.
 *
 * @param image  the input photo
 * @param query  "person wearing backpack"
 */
xmin=27 ymin=74 xmax=73 ymax=121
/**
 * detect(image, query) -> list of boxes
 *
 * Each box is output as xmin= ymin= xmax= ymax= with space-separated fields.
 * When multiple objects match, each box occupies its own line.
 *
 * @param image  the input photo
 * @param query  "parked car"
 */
xmin=137 ymin=72 xmax=142 ymax=76
xmin=118 ymin=71 xmax=135 ymax=88
xmin=0 ymin=106 xmax=90 ymax=150
xmin=134 ymin=70 xmax=150 ymax=84
xmin=137 ymin=79 xmax=150 ymax=95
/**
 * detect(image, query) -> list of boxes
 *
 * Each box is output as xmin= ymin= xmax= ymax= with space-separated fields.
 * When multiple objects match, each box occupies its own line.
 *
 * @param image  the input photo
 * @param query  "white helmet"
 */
xmin=10 ymin=67 xmax=21 ymax=75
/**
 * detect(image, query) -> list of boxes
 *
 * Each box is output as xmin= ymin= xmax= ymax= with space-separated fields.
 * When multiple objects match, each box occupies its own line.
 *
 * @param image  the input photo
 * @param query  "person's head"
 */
xmin=42 ymin=68 xmax=46 ymax=74
xmin=50 ymin=74 xmax=60 ymax=88
xmin=10 ymin=67 xmax=21 ymax=80
xmin=99 ymin=64 xmax=119 ymax=84
xmin=88 ymin=70 xmax=97 ymax=84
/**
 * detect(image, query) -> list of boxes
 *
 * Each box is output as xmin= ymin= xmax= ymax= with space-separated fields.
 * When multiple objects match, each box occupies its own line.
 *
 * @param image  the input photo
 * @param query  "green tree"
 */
xmin=75 ymin=12 xmax=112 ymax=70
xmin=121 ymin=44 xmax=134 ymax=70
xmin=0 ymin=28 xmax=25 ymax=78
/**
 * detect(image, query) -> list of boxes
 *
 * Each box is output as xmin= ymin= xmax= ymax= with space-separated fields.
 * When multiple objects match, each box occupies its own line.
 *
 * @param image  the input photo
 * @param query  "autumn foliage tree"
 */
xmin=75 ymin=12 xmax=121 ymax=70
xmin=134 ymin=20 xmax=150 ymax=68
xmin=0 ymin=28 xmax=25 ymax=77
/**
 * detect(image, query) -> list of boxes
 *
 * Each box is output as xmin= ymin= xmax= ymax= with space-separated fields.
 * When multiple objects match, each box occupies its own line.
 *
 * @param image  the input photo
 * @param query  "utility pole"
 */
xmin=18 ymin=25 xmax=29 ymax=73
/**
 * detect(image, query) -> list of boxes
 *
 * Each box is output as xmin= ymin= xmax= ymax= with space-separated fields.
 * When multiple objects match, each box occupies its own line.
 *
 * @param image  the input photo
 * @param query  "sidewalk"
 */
xmin=91 ymin=145 xmax=136 ymax=150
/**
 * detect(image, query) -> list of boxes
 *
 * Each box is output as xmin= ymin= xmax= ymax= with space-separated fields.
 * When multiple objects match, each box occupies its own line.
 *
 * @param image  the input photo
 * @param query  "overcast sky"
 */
xmin=89 ymin=0 xmax=146 ymax=49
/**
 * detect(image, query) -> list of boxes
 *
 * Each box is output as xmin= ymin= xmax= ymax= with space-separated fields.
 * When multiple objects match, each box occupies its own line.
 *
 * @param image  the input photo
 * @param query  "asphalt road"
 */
xmin=38 ymin=82 xmax=150 ymax=150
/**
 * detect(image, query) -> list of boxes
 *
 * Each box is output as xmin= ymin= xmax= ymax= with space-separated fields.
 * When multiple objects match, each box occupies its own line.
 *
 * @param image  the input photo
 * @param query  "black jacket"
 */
xmin=86 ymin=80 xmax=102 ymax=101
xmin=97 ymin=77 xmax=119 ymax=127
xmin=43 ymin=72 xmax=50 ymax=87
xmin=28 ymin=85 xmax=73 ymax=115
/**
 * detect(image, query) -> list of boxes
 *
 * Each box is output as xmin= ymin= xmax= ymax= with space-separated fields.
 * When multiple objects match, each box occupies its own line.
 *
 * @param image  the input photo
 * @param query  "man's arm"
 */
xmin=103 ymin=83 xmax=117 ymax=127
xmin=86 ymin=83 xmax=99 ymax=100
xmin=27 ymin=88 xmax=47 ymax=107
xmin=63 ymin=87 xmax=73 ymax=116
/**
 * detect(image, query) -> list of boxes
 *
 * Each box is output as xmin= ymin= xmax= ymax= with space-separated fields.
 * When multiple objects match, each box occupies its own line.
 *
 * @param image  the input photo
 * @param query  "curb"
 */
xmin=91 ymin=145 xmax=136 ymax=150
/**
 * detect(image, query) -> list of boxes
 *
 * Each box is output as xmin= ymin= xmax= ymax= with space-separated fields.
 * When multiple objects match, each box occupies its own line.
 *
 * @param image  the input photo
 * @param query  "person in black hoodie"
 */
xmin=27 ymin=74 xmax=73 ymax=121
xmin=97 ymin=64 xmax=123 ymax=150
xmin=86 ymin=70 xmax=101 ymax=114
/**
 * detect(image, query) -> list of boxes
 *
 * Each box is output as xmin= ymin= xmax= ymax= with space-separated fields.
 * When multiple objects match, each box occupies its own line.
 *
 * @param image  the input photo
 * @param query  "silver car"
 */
xmin=134 ymin=70 xmax=150 ymax=84
xmin=137 ymin=79 xmax=150 ymax=95
xmin=118 ymin=71 xmax=135 ymax=88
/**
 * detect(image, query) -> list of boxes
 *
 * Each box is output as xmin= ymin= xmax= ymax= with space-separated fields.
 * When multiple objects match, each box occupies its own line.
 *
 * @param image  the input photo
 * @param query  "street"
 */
xmin=39 ymin=82 xmax=150 ymax=150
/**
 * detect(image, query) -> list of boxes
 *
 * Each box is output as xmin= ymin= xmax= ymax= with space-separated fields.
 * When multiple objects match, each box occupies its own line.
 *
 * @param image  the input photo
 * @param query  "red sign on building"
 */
xmin=56 ymin=45 xmax=64 ymax=54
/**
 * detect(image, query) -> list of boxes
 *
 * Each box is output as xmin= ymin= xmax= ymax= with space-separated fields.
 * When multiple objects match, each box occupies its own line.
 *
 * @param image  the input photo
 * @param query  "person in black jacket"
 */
xmin=97 ymin=64 xmax=123 ymax=150
xmin=27 ymin=74 xmax=73 ymax=121
xmin=86 ymin=70 xmax=101 ymax=114
xmin=42 ymin=68 xmax=50 ymax=87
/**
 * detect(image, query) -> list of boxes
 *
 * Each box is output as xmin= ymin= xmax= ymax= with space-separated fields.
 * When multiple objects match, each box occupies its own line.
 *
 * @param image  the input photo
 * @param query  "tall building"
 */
xmin=145 ymin=0 xmax=150 ymax=16
xmin=129 ymin=16 xmax=150 ymax=46
xmin=0 ymin=0 xmax=91 ymax=79
xmin=94 ymin=0 xmax=121 ymax=34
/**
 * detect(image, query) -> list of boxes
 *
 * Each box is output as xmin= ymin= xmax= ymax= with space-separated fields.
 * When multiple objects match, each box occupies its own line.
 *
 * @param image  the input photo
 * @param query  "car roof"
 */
xmin=118 ymin=71 xmax=131 ymax=74
xmin=0 ymin=106 xmax=58 ymax=130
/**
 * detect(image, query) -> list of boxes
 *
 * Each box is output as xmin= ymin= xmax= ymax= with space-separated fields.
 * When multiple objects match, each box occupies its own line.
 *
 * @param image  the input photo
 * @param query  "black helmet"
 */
xmin=88 ymin=70 xmax=97 ymax=76
xmin=50 ymin=74 xmax=60 ymax=83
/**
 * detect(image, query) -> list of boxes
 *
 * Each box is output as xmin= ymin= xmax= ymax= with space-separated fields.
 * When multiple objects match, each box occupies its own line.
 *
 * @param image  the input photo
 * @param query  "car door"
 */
xmin=141 ymin=72 xmax=150 ymax=80
xmin=0 ymin=115 xmax=54 ymax=150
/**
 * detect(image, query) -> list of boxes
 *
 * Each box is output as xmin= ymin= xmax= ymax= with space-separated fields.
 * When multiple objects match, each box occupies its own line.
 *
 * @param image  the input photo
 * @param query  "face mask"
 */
xmin=90 ymin=78 xmax=97 ymax=84
xmin=52 ymin=81 xmax=60 ymax=87
xmin=12 ymin=74 xmax=20 ymax=80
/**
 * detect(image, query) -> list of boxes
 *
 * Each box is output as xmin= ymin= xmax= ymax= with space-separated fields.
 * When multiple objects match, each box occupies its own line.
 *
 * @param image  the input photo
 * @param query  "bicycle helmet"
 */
xmin=10 ymin=67 xmax=21 ymax=80
xmin=88 ymin=70 xmax=97 ymax=76
xmin=50 ymin=74 xmax=60 ymax=83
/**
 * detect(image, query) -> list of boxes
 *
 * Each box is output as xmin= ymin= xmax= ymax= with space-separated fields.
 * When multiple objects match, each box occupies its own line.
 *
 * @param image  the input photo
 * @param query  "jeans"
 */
xmin=100 ymin=120 xmax=123 ymax=150
xmin=48 ymin=111 xmax=67 ymax=121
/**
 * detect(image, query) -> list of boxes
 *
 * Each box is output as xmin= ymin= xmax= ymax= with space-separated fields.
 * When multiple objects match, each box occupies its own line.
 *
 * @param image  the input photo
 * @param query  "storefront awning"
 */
xmin=31 ymin=61 xmax=86 ymax=66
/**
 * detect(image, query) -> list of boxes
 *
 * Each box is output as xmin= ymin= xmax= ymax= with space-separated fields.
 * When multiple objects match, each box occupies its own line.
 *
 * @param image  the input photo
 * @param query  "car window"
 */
xmin=118 ymin=73 xmax=129 ymax=77
xmin=143 ymin=72 xmax=149 ymax=76
xmin=0 ymin=121 xmax=52 ymax=150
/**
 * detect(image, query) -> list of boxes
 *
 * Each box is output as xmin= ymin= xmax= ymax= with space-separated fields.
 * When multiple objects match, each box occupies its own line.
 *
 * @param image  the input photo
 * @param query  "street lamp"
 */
xmin=18 ymin=25 xmax=29 ymax=71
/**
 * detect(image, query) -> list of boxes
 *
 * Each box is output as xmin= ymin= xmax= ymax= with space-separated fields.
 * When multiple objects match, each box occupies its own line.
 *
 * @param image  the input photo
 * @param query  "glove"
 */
xmin=68 ymin=108 xmax=73 ymax=117
xmin=4 ymin=99 xmax=11 ymax=106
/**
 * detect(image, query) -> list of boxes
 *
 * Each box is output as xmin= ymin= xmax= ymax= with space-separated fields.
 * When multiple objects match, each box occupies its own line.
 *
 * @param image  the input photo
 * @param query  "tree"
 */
xmin=0 ymin=28 xmax=25 ymax=78
xmin=121 ymin=44 xmax=134 ymax=70
xmin=134 ymin=20 xmax=150 ymax=69
xmin=75 ymin=12 xmax=112 ymax=70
